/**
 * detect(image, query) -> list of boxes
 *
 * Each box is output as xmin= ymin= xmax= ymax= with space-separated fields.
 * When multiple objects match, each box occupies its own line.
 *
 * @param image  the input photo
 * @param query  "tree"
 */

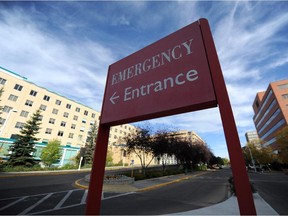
xmin=40 ymin=139 xmax=61 ymax=167
xmin=243 ymin=142 xmax=275 ymax=169
xmin=124 ymin=127 xmax=153 ymax=175
xmin=152 ymin=130 xmax=177 ymax=173
xmin=7 ymin=109 xmax=42 ymax=167
xmin=276 ymin=126 xmax=288 ymax=165
xmin=84 ymin=121 xmax=98 ymax=165
xmin=106 ymin=149 xmax=113 ymax=166
xmin=171 ymin=139 xmax=212 ymax=170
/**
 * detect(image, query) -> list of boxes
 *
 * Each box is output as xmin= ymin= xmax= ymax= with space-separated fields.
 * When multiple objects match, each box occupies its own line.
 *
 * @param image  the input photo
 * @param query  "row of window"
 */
xmin=282 ymin=94 xmax=288 ymax=99
xmin=258 ymin=108 xmax=281 ymax=135
xmin=255 ymin=99 xmax=276 ymax=128
xmin=14 ymin=120 xmax=88 ymax=133
xmin=4 ymin=80 xmax=96 ymax=117
xmin=260 ymin=119 xmax=285 ymax=140
xmin=0 ymin=77 xmax=7 ymax=85
xmin=278 ymin=83 xmax=288 ymax=89
xmin=7 ymin=94 xmax=97 ymax=118
xmin=254 ymin=90 xmax=272 ymax=122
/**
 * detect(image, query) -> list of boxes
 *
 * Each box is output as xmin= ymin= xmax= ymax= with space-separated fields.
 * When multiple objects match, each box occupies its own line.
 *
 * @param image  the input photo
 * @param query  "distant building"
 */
xmin=252 ymin=79 xmax=288 ymax=149
xmin=174 ymin=130 xmax=205 ymax=145
xmin=245 ymin=131 xmax=261 ymax=148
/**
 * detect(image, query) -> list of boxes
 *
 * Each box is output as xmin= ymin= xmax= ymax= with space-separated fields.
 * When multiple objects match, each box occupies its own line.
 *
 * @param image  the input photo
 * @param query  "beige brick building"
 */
xmin=0 ymin=67 xmax=137 ymax=165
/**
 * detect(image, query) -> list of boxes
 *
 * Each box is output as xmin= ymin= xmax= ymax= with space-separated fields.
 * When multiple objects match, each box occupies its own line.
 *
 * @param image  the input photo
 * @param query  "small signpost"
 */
xmin=86 ymin=18 xmax=256 ymax=215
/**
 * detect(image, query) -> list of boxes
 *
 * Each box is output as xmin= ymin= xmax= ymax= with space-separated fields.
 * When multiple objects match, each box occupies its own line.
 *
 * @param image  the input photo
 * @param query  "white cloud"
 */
xmin=0 ymin=7 xmax=115 ymax=110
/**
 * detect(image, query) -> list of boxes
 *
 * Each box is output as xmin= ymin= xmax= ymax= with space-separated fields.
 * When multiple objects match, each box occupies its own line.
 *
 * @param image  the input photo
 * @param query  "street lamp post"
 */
xmin=247 ymin=144 xmax=257 ymax=173
xmin=0 ymin=109 xmax=18 ymax=136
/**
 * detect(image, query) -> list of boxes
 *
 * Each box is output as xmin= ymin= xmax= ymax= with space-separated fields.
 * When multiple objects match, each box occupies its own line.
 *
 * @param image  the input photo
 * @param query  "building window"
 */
xmin=42 ymin=139 xmax=49 ymax=143
xmin=55 ymin=99 xmax=61 ymax=105
xmin=92 ymin=113 xmax=96 ymax=118
xmin=278 ymin=83 xmax=288 ymax=89
xmin=66 ymin=104 xmax=71 ymax=109
xmin=78 ymin=135 xmax=83 ymax=141
xmin=40 ymin=104 xmax=47 ymax=111
xmin=255 ymin=100 xmax=259 ymax=108
xmin=63 ymin=112 xmax=69 ymax=118
xmin=71 ymin=124 xmax=76 ymax=129
xmin=80 ymin=126 xmax=85 ymax=132
xmin=261 ymin=119 xmax=285 ymax=140
xmin=3 ymin=106 xmax=12 ymax=113
xmin=0 ymin=118 xmax=5 ymax=125
xmin=14 ymin=84 xmax=23 ymax=91
xmin=57 ymin=131 xmax=64 ymax=137
xmin=20 ymin=110 xmax=29 ymax=117
xmin=49 ymin=118 xmax=55 ymax=124
xmin=43 ymin=95 xmax=50 ymax=101
xmin=25 ymin=100 xmax=33 ymax=107
xmin=0 ymin=78 xmax=7 ymax=85
xmin=8 ymin=94 xmax=18 ymax=102
xmin=60 ymin=121 xmax=66 ymax=127
xmin=82 ymin=118 xmax=87 ymax=124
xmin=84 ymin=110 xmax=88 ymax=116
xmin=15 ymin=122 xmax=25 ymax=129
xmin=75 ymin=107 xmax=80 ymax=112
xmin=282 ymin=94 xmax=288 ymax=99
xmin=256 ymin=99 xmax=276 ymax=128
xmin=45 ymin=128 xmax=52 ymax=134
xmin=73 ymin=115 xmax=78 ymax=121
xmin=29 ymin=90 xmax=37 ymax=96
xmin=68 ymin=133 xmax=74 ymax=138
xmin=52 ymin=108 xmax=58 ymax=115
xmin=90 ymin=121 xmax=94 ymax=126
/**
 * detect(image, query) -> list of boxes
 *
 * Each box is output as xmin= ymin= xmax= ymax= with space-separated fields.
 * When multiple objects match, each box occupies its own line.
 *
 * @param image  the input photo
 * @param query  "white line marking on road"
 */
xmin=53 ymin=190 xmax=73 ymax=210
xmin=0 ymin=196 xmax=28 ymax=211
xmin=102 ymin=192 xmax=136 ymax=200
xmin=81 ymin=190 xmax=88 ymax=204
xmin=18 ymin=193 xmax=53 ymax=215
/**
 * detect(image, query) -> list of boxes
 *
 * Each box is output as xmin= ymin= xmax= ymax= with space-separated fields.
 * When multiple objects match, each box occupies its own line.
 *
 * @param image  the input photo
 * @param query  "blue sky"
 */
xmin=0 ymin=1 xmax=287 ymax=159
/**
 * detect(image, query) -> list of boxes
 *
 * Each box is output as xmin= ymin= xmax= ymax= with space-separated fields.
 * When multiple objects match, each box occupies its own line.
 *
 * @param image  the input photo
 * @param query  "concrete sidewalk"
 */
xmin=76 ymin=171 xmax=279 ymax=215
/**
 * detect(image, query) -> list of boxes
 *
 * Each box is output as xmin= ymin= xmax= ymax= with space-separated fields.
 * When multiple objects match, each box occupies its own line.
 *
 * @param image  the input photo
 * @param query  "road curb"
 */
xmin=74 ymin=171 xmax=209 ymax=193
xmin=74 ymin=178 xmax=89 ymax=189
xmin=137 ymin=171 xmax=207 ymax=192
xmin=0 ymin=170 xmax=91 ymax=178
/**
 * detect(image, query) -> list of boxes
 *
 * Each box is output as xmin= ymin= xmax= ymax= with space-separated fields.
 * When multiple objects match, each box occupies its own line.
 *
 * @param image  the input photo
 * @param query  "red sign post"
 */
xmin=86 ymin=18 xmax=256 ymax=215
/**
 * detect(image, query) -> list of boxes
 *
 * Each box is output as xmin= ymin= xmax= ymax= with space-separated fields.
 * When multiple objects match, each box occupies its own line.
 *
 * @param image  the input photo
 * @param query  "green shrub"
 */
xmin=60 ymin=163 xmax=77 ymax=170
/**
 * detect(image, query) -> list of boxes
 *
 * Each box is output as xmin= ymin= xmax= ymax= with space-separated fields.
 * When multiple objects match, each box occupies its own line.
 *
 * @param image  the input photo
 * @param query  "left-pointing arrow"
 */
xmin=110 ymin=92 xmax=120 ymax=105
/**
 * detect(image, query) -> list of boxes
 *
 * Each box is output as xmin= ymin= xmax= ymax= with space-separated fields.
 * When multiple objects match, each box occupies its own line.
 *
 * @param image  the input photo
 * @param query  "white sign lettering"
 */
xmin=111 ymin=38 xmax=194 ymax=86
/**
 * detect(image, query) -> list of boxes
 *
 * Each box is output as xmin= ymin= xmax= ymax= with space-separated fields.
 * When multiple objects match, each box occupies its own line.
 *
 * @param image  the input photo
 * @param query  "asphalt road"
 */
xmin=0 ymin=171 xmax=90 ymax=199
xmin=1 ymin=169 xmax=287 ymax=215
xmin=249 ymin=171 xmax=288 ymax=215
xmin=100 ymin=169 xmax=231 ymax=215
xmin=0 ymin=169 xmax=231 ymax=215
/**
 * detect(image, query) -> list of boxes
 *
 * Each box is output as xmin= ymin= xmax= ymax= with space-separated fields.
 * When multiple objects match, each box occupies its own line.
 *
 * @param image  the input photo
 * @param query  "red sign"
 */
xmin=86 ymin=19 xmax=256 ymax=216
xmin=101 ymin=21 xmax=217 ymax=125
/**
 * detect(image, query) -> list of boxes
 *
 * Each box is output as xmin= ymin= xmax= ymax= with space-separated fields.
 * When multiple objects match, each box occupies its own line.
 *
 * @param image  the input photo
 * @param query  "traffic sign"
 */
xmin=86 ymin=18 xmax=256 ymax=216
xmin=101 ymin=21 xmax=217 ymax=125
